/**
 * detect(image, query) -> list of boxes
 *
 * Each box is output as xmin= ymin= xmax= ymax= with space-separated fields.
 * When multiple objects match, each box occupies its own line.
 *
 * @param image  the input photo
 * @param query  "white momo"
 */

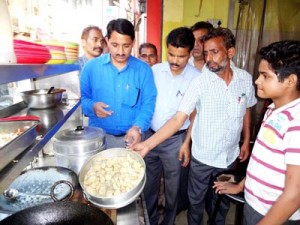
xmin=83 ymin=153 xmax=144 ymax=197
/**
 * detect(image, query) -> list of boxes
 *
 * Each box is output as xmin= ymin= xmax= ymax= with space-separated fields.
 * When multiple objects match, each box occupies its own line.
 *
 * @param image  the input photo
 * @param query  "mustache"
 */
xmin=93 ymin=47 xmax=103 ymax=53
xmin=170 ymin=63 xmax=180 ymax=67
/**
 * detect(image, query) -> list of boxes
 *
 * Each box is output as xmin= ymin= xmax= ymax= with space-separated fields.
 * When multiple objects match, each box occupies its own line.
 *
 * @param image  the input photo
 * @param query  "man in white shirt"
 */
xmin=189 ymin=21 xmax=213 ymax=71
xmin=138 ymin=42 xmax=159 ymax=67
xmin=143 ymin=27 xmax=199 ymax=225
xmin=177 ymin=21 xmax=214 ymax=215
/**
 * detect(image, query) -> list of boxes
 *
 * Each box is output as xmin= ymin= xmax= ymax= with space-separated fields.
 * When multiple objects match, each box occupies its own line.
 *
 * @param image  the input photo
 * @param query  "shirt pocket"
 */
xmin=169 ymin=91 xmax=184 ymax=111
xmin=234 ymin=95 xmax=247 ymax=118
xmin=122 ymin=86 xmax=140 ymax=107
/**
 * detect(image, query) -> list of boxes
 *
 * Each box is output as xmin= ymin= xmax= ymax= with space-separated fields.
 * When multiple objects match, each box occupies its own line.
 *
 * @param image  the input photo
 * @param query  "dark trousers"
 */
xmin=188 ymin=157 xmax=235 ymax=225
xmin=244 ymin=202 xmax=300 ymax=225
xmin=177 ymin=164 xmax=190 ymax=214
xmin=143 ymin=130 xmax=186 ymax=225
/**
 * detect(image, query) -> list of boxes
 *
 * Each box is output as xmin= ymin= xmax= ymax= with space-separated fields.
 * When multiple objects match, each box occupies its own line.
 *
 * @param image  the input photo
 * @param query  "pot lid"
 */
xmin=53 ymin=126 xmax=105 ymax=143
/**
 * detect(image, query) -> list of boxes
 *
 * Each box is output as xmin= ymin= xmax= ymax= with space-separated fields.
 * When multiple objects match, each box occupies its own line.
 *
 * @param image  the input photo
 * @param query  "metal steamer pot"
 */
xmin=79 ymin=148 xmax=146 ymax=209
xmin=53 ymin=126 xmax=106 ymax=174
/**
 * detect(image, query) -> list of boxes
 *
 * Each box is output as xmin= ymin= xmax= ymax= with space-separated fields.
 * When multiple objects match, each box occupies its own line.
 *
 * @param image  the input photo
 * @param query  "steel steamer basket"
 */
xmin=79 ymin=148 xmax=146 ymax=209
xmin=52 ymin=126 xmax=106 ymax=174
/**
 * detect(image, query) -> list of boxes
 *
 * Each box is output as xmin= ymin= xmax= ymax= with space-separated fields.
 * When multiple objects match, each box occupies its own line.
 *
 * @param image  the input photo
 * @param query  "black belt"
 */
xmin=111 ymin=133 xmax=126 ymax=137
xmin=150 ymin=129 xmax=186 ymax=136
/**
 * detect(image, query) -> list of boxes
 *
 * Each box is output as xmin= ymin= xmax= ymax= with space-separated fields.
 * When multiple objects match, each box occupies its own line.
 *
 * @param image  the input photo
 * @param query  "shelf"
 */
xmin=0 ymin=64 xmax=79 ymax=84
xmin=0 ymin=100 xmax=81 ymax=192
xmin=0 ymin=63 xmax=81 ymax=193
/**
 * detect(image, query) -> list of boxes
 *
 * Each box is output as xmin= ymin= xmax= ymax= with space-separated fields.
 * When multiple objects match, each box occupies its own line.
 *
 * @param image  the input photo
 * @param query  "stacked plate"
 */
xmin=13 ymin=39 xmax=51 ymax=64
xmin=37 ymin=40 xmax=79 ymax=64
xmin=61 ymin=41 xmax=79 ymax=64
xmin=36 ymin=40 xmax=67 ymax=64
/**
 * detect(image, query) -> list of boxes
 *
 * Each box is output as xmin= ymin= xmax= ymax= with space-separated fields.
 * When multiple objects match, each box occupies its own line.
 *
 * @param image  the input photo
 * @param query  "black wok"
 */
xmin=0 ymin=201 xmax=113 ymax=225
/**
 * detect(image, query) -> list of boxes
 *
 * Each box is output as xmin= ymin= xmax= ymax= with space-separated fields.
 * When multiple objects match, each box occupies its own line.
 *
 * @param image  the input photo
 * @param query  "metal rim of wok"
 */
xmin=0 ymin=201 xmax=114 ymax=225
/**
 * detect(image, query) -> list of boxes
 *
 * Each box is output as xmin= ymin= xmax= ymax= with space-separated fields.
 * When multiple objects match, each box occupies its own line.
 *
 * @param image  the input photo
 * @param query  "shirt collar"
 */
xmin=102 ymin=53 xmax=133 ymax=70
xmin=268 ymin=98 xmax=300 ymax=113
xmin=160 ymin=62 xmax=190 ymax=78
xmin=102 ymin=53 xmax=111 ymax=64
xmin=203 ymin=60 xmax=248 ymax=82
xmin=78 ymin=55 xmax=89 ymax=66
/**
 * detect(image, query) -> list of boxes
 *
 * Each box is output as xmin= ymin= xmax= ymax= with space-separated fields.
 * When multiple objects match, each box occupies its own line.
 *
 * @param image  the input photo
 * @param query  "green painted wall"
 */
xmin=183 ymin=0 xmax=230 ymax=26
xmin=162 ymin=0 xmax=232 ymax=61
xmin=161 ymin=0 xmax=299 ymax=60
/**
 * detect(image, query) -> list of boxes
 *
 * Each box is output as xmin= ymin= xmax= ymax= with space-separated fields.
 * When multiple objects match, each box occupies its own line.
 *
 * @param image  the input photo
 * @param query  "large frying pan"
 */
xmin=0 ymin=201 xmax=114 ymax=225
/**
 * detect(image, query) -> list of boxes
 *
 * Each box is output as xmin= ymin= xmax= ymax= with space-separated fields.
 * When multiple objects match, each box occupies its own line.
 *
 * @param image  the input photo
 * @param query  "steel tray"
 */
xmin=0 ymin=120 xmax=39 ymax=171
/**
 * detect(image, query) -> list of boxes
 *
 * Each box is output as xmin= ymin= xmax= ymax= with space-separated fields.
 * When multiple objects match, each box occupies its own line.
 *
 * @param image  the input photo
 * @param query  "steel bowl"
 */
xmin=79 ymin=148 xmax=146 ymax=209
xmin=27 ymin=107 xmax=64 ymax=134
xmin=20 ymin=89 xmax=65 ymax=109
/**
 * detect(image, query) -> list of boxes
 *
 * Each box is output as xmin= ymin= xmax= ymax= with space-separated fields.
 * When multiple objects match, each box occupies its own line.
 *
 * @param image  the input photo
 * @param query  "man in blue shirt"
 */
xmin=80 ymin=19 xmax=157 ymax=148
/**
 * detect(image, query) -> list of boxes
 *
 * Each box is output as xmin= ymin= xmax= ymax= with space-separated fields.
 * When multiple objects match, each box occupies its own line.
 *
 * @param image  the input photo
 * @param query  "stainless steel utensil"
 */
xmin=47 ymin=86 xmax=55 ymax=94
xmin=79 ymin=148 xmax=146 ymax=209
xmin=53 ymin=126 xmax=106 ymax=174
xmin=3 ymin=188 xmax=50 ymax=200
xmin=0 ymin=167 xmax=78 ymax=213
xmin=3 ymin=179 xmax=74 ymax=202
xmin=0 ymin=120 xmax=39 ymax=171
xmin=20 ymin=89 xmax=66 ymax=109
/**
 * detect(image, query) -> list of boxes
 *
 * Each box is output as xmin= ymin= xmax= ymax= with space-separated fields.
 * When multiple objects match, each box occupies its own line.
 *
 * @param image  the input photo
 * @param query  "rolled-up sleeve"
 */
xmin=178 ymin=76 xmax=201 ymax=116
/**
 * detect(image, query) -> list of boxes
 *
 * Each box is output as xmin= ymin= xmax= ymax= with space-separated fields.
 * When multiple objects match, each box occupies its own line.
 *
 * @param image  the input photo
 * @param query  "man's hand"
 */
xmin=125 ymin=126 xmax=141 ymax=148
xmin=239 ymin=142 xmax=250 ymax=162
xmin=130 ymin=142 xmax=150 ymax=158
xmin=213 ymin=178 xmax=245 ymax=195
xmin=178 ymin=142 xmax=190 ymax=167
xmin=93 ymin=102 xmax=113 ymax=118
xmin=213 ymin=181 xmax=243 ymax=195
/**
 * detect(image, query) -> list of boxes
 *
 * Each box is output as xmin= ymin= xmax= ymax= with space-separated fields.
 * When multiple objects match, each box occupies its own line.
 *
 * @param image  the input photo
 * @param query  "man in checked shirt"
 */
xmin=132 ymin=27 xmax=257 ymax=225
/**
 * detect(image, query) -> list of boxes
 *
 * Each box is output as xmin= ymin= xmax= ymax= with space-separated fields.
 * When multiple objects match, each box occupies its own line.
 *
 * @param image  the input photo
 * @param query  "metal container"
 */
xmin=20 ymin=89 xmax=65 ymax=109
xmin=79 ymin=148 xmax=146 ymax=209
xmin=0 ymin=166 xmax=78 ymax=213
xmin=0 ymin=120 xmax=39 ymax=171
xmin=27 ymin=107 xmax=64 ymax=135
xmin=52 ymin=126 xmax=106 ymax=174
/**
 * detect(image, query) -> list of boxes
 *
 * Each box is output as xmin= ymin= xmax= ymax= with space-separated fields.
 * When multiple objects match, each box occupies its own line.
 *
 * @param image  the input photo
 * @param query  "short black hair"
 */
xmin=166 ymin=27 xmax=195 ymax=52
xmin=139 ymin=43 xmax=158 ymax=55
xmin=202 ymin=27 xmax=236 ymax=49
xmin=190 ymin=21 xmax=213 ymax=32
xmin=106 ymin=18 xmax=135 ymax=40
xmin=259 ymin=40 xmax=300 ymax=89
